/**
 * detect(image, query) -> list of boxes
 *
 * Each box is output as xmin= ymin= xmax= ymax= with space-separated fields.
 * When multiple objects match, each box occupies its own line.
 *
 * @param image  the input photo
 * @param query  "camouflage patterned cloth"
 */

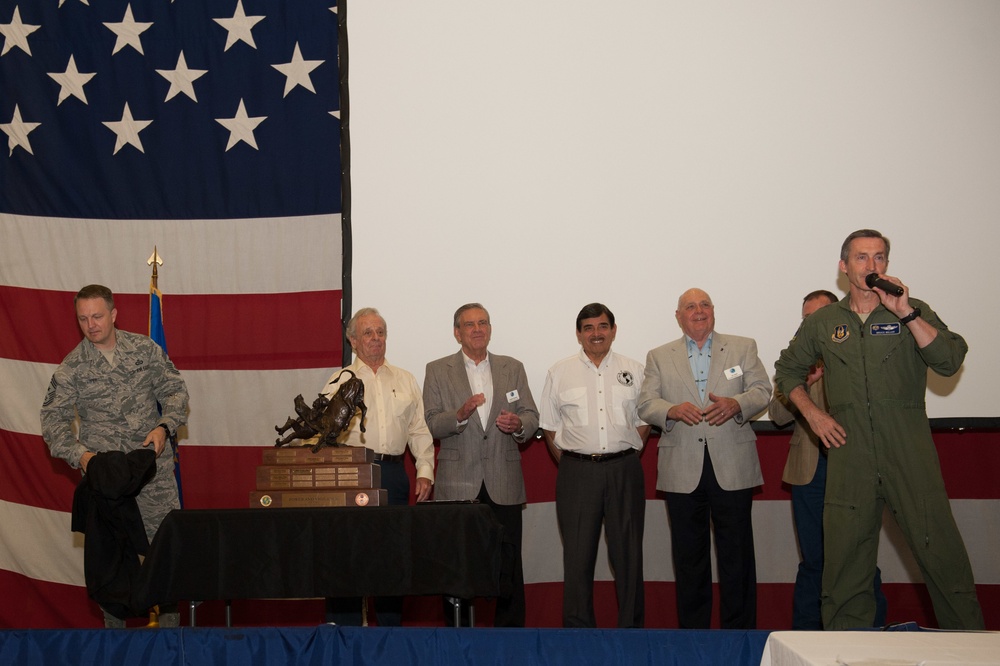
xmin=41 ymin=329 xmax=189 ymax=540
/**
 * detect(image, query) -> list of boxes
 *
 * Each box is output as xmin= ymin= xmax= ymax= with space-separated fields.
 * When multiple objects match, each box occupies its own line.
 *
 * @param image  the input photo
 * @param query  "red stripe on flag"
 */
xmin=0 ymin=430 xmax=78 ymax=512
xmin=0 ymin=570 xmax=104 ymax=629
xmin=518 ymin=430 xmax=1000 ymax=503
xmin=934 ymin=431 xmax=1000 ymax=500
xmin=178 ymin=445 xmax=272 ymax=509
xmin=0 ymin=286 xmax=76 ymax=365
xmin=0 ymin=285 xmax=343 ymax=371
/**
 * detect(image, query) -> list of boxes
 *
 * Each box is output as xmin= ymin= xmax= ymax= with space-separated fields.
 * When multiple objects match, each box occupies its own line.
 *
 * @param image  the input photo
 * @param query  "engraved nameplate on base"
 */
xmin=250 ymin=489 xmax=388 ymax=508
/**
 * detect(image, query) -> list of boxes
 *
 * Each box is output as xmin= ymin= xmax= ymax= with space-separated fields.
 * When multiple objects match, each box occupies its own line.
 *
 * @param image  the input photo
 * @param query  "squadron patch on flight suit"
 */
xmin=832 ymin=324 xmax=850 ymax=344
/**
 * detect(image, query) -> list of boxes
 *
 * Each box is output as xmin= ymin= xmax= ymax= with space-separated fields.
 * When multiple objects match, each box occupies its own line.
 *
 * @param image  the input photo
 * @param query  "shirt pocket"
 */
xmin=610 ymin=384 xmax=639 ymax=427
xmin=391 ymin=387 xmax=416 ymax=423
xmin=558 ymin=387 xmax=589 ymax=427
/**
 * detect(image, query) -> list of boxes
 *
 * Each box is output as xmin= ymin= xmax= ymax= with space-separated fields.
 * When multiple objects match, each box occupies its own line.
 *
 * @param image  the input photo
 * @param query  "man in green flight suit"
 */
xmin=774 ymin=229 xmax=983 ymax=631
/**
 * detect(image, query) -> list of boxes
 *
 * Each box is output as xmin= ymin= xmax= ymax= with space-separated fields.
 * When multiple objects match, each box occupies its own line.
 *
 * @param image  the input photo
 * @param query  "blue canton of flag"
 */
xmin=0 ymin=0 xmax=341 ymax=220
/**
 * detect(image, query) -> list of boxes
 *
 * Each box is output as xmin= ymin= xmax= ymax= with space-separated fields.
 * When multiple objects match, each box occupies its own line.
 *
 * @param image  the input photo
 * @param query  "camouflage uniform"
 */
xmin=41 ymin=329 xmax=188 ymax=542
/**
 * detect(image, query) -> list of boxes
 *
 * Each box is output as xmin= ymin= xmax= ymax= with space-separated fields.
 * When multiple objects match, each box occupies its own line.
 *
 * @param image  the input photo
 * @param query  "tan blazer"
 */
xmin=638 ymin=333 xmax=771 ymax=494
xmin=768 ymin=379 xmax=826 ymax=486
xmin=423 ymin=351 xmax=539 ymax=505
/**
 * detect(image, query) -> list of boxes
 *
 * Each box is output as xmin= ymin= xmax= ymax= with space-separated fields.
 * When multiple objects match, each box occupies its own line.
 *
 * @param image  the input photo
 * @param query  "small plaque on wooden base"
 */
xmin=256 ymin=463 xmax=381 ymax=490
xmin=261 ymin=446 xmax=375 ymax=465
xmin=250 ymin=489 xmax=387 ymax=508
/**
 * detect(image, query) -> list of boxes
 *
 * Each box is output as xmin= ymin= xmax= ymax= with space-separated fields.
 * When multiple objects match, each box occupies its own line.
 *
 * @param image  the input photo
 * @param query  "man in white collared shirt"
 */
xmin=320 ymin=307 xmax=434 ymax=500
xmin=540 ymin=303 xmax=650 ymax=628
xmin=320 ymin=306 xmax=434 ymax=625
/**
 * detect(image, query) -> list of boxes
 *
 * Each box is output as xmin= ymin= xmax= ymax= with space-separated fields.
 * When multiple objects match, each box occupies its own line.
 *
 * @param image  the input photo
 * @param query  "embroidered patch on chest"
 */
xmin=617 ymin=371 xmax=634 ymax=387
xmin=831 ymin=324 xmax=850 ymax=344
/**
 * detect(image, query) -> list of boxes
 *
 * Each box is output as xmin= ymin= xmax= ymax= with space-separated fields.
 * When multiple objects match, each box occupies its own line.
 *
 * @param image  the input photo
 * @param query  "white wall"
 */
xmin=346 ymin=0 xmax=1000 ymax=419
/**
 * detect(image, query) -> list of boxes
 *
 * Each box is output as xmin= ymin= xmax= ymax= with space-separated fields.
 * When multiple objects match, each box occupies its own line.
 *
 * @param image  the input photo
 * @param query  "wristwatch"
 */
xmin=899 ymin=308 xmax=921 ymax=325
xmin=158 ymin=423 xmax=172 ymax=437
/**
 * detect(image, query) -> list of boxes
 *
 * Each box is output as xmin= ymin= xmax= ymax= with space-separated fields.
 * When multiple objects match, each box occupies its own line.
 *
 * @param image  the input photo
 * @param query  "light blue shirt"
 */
xmin=686 ymin=333 xmax=713 ymax=403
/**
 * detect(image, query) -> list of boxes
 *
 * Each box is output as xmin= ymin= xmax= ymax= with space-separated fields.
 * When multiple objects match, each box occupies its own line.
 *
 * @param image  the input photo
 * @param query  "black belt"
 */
xmin=372 ymin=453 xmax=405 ymax=463
xmin=561 ymin=448 xmax=635 ymax=463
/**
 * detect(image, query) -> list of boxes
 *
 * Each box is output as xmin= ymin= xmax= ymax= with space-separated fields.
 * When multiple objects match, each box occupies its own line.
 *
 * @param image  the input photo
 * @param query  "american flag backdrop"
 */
xmin=3 ymin=1 xmax=998 ymax=632
xmin=0 ymin=0 xmax=344 ymax=627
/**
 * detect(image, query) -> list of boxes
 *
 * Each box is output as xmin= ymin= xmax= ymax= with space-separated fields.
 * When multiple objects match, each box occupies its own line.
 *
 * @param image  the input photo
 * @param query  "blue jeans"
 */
xmin=791 ymin=453 xmax=887 ymax=629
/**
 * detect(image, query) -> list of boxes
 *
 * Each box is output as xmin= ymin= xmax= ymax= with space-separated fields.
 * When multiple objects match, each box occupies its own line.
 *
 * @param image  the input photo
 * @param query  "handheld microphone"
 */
xmin=865 ymin=273 xmax=904 ymax=297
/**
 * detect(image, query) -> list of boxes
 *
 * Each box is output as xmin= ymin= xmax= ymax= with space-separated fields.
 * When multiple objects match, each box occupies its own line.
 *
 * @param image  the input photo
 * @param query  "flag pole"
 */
xmin=147 ymin=247 xmax=182 ymax=507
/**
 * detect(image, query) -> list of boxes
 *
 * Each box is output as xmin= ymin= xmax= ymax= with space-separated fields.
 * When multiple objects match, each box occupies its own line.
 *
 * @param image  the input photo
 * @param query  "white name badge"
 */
xmin=725 ymin=365 xmax=744 ymax=380
xmin=506 ymin=389 xmax=520 ymax=403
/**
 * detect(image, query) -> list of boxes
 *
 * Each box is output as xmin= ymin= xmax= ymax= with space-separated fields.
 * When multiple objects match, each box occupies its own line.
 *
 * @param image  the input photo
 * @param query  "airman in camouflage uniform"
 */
xmin=40 ymin=284 xmax=188 ymax=627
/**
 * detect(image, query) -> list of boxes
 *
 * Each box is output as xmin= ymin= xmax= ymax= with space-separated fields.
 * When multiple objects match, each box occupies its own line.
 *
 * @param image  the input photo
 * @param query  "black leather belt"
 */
xmin=561 ymin=448 xmax=635 ymax=463
xmin=372 ymin=453 xmax=405 ymax=463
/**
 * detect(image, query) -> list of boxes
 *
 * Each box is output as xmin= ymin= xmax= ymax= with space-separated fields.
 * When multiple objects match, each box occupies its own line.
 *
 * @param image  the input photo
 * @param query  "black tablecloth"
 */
xmin=133 ymin=504 xmax=506 ymax=608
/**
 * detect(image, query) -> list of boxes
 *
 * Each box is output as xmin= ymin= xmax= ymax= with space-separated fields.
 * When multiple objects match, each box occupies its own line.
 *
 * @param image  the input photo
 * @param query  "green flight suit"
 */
xmin=774 ymin=297 xmax=983 ymax=630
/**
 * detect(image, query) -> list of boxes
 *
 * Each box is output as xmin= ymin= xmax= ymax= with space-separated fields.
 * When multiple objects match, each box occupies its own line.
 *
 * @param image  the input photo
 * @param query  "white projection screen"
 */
xmin=343 ymin=1 xmax=1000 ymax=421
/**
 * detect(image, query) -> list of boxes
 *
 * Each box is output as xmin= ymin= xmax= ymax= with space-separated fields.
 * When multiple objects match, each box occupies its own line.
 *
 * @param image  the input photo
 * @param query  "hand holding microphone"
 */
xmin=865 ymin=273 xmax=924 ymax=328
xmin=864 ymin=272 xmax=904 ymax=297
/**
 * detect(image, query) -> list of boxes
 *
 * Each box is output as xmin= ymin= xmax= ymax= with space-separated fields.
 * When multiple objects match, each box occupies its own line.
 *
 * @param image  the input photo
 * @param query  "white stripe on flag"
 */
xmin=521 ymin=498 xmax=1000 ymax=586
xmin=0 ymin=213 xmax=342 ymax=295
xmin=0 ymin=500 xmax=83 ymax=587
xmin=3 ymin=358 xmax=335 ymax=447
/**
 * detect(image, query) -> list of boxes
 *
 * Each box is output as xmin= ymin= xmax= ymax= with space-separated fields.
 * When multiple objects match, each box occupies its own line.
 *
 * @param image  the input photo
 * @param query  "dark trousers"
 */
xmin=556 ymin=450 xmax=645 ymax=628
xmin=665 ymin=447 xmax=756 ymax=629
xmin=791 ymin=453 xmax=887 ymax=629
xmin=326 ymin=458 xmax=408 ymax=626
xmin=446 ymin=482 xmax=525 ymax=627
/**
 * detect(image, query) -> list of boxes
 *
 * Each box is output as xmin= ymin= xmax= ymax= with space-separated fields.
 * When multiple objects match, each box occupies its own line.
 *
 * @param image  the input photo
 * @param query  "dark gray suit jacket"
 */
xmin=423 ymin=351 xmax=539 ymax=505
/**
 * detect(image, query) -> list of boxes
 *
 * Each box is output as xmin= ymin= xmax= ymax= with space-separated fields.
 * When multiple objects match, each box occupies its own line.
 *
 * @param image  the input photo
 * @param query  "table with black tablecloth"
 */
xmin=133 ymin=503 xmax=508 ymax=624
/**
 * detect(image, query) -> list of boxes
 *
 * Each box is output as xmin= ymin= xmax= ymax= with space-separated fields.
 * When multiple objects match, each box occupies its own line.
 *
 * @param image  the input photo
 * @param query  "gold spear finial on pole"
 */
xmin=147 ymin=246 xmax=163 ymax=289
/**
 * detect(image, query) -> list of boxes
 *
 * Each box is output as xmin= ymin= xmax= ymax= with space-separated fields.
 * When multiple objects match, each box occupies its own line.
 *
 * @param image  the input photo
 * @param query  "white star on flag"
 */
xmin=0 ymin=6 xmax=40 ymax=56
xmin=48 ymin=55 xmax=96 ymax=105
xmin=103 ymin=3 xmax=153 ymax=56
xmin=216 ymin=98 xmax=266 ymax=151
xmin=272 ymin=42 xmax=325 ymax=97
xmin=1 ymin=104 xmax=40 ymax=155
xmin=214 ymin=0 xmax=265 ymax=52
xmin=102 ymin=102 xmax=153 ymax=154
xmin=156 ymin=51 xmax=208 ymax=102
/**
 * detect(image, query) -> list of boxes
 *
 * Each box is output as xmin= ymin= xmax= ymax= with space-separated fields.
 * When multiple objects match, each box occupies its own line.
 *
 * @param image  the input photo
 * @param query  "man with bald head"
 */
xmin=638 ymin=288 xmax=771 ymax=629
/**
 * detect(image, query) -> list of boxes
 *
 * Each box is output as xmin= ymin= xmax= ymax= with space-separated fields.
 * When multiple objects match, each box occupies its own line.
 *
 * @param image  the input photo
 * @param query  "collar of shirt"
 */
xmin=340 ymin=358 xmax=410 ymax=455
xmin=81 ymin=329 xmax=137 ymax=363
xmin=578 ymin=348 xmax=610 ymax=371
